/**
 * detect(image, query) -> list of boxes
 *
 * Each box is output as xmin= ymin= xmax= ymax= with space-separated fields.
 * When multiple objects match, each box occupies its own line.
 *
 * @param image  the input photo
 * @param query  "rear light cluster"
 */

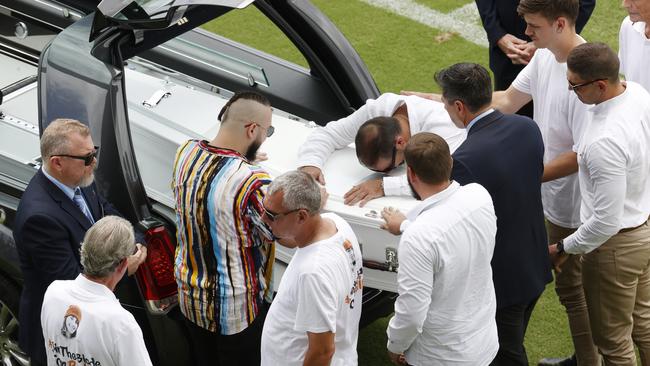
xmin=135 ymin=225 xmax=178 ymax=314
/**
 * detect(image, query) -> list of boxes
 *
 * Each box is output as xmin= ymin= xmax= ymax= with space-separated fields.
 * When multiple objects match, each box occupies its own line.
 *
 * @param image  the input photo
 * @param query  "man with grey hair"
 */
xmin=13 ymin=118 xmax=146 ymax=366
xmin=41 ymin=216 xmax=152 ymax=366
xmin=260 ymin=170 xmax=363 ymax=366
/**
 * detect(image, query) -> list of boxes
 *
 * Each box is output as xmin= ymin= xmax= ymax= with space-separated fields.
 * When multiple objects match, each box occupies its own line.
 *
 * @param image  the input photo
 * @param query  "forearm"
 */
xmin=303 ymin=346 xmax=334 ymax=366
xmin=542 ymin=151 xmax=578 ymax=182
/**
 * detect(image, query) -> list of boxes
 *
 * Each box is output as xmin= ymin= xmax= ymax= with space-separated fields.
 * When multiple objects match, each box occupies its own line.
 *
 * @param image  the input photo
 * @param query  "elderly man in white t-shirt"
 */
xmin=551 ymin=42 xmax=650 ymax=366
xmin=41 ymin=216 xmax=152 ymax=366
xmin=297 ymin=92 xmax=466 ymax=207
xmin=619 ymin=0 xmax=650 ymax=91
xmin=260 ymin=170 xmax=363 ymax=366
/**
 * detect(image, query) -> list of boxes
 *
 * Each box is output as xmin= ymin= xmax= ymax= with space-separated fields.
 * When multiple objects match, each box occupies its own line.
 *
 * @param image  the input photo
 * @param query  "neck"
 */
xmin=597 ymin=82 xmax=626 ymax=104
xmin=294 ymin=215 xmax=334 ymax=248
xmin=210 ymin=131 xmax=247 ymax=156
xmin=43 ymin=166 xmax=75 ymax=189
xmin=394 ymin=111 xmax=411 ymax=138
xmin=83 ymin=273 xmax=118 ymax=291
xmin=464 ymin=105 xmax=491 ymax=127
xmin=551 ymin=32 xmax=582 ymax=62
xmin=419 ymin=180 xmax=452 ymax=200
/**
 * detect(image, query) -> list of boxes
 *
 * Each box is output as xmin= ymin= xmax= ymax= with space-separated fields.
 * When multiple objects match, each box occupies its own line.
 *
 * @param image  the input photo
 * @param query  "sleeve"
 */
xmin=450 ymin=157 xmax=474 ymax=186
xmin=576 ymin=0 xmax=596 ymax=34
xmin=296 ymin=95 xmax=392 ymax=169
xmin=386 ymin=232 xmax=436 ymax=354
xmin=475 ymin=0 xmax=507 ymax=45
xmin=564 ymin=139 xmax=627 ymax=254
xmin=115 ymin=316 xmax=154 ymax=366
xmin=21 ymin=215 xmax=81 ymax=280
xmin=383 ymin=175 xmax=412 ymax=197
xmin=618 ymin=18 xmax=629 ymax=78
xmin=511 ymin=52 xmax=538 ymax=95
xmin=244 ymin=171 xmax=275 ymax=244
xmin=294 ymin=271 xmax=338 ymax=333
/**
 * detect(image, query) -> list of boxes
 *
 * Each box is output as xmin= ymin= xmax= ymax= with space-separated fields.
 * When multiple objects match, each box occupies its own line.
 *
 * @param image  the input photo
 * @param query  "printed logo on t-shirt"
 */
xmin=61 ymin=305 xmax=81 ymax=338
xmin=343 ymin=239 xmax=363 ymax=309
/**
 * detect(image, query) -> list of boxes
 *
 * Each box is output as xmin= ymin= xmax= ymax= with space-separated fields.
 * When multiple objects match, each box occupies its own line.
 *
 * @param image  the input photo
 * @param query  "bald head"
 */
xmin=218 ymin=91 xmax=271 ymax=127
xmin=222 ymin=98 xmax=272 ymax=128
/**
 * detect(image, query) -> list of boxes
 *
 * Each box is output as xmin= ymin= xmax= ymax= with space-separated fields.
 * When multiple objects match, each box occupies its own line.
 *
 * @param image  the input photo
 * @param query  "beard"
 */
xmin=407 ymin=175 xmax=422 ymax=200
xmin=245 ymin=139 xmax=261 ymax=162
xmin=78 ymin=171 xmax=95 ymax=188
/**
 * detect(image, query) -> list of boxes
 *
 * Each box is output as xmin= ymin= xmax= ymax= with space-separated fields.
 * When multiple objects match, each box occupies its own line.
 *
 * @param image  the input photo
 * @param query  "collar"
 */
xmin=406 ymin=181 xmax=461 ymax=221
xmin=589 ymin=83 xmax=628 ymax=115
xmin=42 ymin=167 xmax=76 ymax=200
xmin=466 ymin=108 xmax=494 ymax=131
xmin=76 ymin=274 xmax=117 ymax=300
xmin=631 ymin=20 xmax=649 ymax=40
xmin=199 ymin=140 xmax=246 ymax=160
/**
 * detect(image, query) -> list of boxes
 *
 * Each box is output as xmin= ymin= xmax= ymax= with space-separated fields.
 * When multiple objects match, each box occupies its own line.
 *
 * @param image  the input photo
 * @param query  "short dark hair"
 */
xmin=218 ymin=91 xmax=270 ymax=122
xmin=517 ymin=0 xmax=579 ymax=24
xmin=434 ymin=63 xmax=492 ymax=113
xmin=405 ymin=132 xmax=452 ymax=185
xmin=567 ymin=42 xmax=620 ymax=83
xmin=355 ymin=116 xmax=401 ymax=167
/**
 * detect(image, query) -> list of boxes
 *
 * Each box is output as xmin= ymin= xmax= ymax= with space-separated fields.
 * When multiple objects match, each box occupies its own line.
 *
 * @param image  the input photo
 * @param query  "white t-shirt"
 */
xmin=565 ymin=82 xmax=650 ymax=254
xmin=41 ymin=275 xmax=153 ymax=366
xmin=512 ymin=47 xmax=589 ymax=228
xmin=619 ymin=17 xmax=650 ymax=92
xmin=261 ymin=213 xmax=363 ymax=366
xmin=387 ymin=182 xmax=499 ymax=366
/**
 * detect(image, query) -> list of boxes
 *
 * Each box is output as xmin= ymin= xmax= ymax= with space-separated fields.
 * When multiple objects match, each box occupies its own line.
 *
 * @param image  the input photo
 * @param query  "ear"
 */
xmin=246 ymin=123 xmax=257 ymax=140
xmin=453 ymin=100 xmax=464 ymax=115
xmin=555 ymin=17 xmax=566 ymax=33
xmin=48 ymin=156 xmax=63 ymax=171
xmin=296 ymin=209 xmax=309 ymax=224
xmin=395 ymin=135 xmax=407 ymax=150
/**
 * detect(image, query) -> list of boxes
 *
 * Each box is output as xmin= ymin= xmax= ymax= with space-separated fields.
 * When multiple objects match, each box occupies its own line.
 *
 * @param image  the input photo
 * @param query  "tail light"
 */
xmin=135 ymin=223 xmax=178 ymax=315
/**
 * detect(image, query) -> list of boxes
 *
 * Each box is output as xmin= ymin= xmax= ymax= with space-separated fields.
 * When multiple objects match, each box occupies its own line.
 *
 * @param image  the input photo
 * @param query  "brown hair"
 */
xmin=404 ymin=132 xmax=452 ymax=185
xmin=567 ymin=42 xmax=620 ymax=83
xmin=355 ymin=116 xmax=401 ymax=167
xmin=517 ymin=0 xmax=579 ymax=24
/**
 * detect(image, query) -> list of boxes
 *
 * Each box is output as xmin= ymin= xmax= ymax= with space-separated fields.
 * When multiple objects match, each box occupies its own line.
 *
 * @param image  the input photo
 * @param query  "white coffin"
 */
xmin=124 ymin=60 xmax=420 ymax=293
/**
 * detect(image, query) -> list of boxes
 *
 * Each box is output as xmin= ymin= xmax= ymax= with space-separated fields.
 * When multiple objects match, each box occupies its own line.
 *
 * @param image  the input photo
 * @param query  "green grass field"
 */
xmin=205 ymin=1 xmax=628 ymax=364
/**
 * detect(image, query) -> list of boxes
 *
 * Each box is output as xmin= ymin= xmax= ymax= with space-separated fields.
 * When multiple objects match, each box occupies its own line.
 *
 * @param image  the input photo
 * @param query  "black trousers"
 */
xmin=490 ymin=296 xmax=540 ymax=366
xmin=184 ymin=306 xmax=268 ymax=366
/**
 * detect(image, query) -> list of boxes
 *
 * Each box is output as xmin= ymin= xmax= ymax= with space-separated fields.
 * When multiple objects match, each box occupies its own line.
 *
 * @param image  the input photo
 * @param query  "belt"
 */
xmin=618 ymin=216 xmax=650 ymax=234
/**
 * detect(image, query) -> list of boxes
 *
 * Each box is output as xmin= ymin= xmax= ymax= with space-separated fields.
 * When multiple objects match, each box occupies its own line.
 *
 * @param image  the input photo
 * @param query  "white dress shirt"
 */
xmin=512 ymin=46 xmax=589 ymax=228
xmin=619 ymin=17 xmax=650 ymax=92
xmin=387 ymin=181 xmax=499 ymax=366
xmin=296 ymin=93 xmax=466 ymax=196
xmin=564 ymin=82 xmax=650 ymax=254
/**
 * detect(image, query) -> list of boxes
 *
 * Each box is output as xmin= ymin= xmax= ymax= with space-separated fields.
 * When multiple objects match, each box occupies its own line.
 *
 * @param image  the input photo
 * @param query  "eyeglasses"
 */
xmin=246 ymin=122 xmax=275 ymax=137
xmin=263 ymin=206 xmax=301 ymax=222
xmin=368 ymin=145 xmax=397 ymax=173
xmin=567 ymin=78 xmax=606 ymax=92
xmin=52 ymin=146 xmax=100 ymax=166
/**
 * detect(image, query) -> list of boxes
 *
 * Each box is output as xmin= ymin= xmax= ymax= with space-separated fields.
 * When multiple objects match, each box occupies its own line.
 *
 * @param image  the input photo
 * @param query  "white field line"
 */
xmin=358 ymin=0 xmax=489 ymax=47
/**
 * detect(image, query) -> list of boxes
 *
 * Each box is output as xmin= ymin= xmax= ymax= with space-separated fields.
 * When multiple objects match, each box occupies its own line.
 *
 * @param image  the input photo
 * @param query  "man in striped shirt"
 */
xmin=172 ymin=91 xmax=275 ymax=365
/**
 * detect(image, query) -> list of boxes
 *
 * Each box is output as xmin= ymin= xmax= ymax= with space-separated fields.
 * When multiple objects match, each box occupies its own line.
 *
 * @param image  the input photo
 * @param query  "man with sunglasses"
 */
xmin=172 ymin=91 xmax=275 ymax=366
xmin=549 ymin=42 xmax=650 ymax=365
xmin=260 ymin=170 xmax=362 ymax=366
xmin=297 ymin=92 xmax=466 ymax=207
xmin=13 ymin=118 xmax=146 ymax=366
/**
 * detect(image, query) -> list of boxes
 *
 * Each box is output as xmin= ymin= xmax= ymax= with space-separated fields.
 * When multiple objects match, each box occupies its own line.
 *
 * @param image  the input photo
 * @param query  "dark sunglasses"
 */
xmin=53 ymin=146 xmax=100 ymax=166
xmin=368 ymin=144 xmax=397 ymax=173
xmin=246 ymin=122 xmax=275 ymax=138
xmin=567 ymin=78 xmax=606 ymax=92
xmin=263 ymin=206 xmax=301 ymax=222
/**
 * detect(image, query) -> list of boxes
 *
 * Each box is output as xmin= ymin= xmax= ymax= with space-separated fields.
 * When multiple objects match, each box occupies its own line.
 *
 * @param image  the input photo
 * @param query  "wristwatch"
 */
xmin=556 ymin=239 xmax=565 ymax=254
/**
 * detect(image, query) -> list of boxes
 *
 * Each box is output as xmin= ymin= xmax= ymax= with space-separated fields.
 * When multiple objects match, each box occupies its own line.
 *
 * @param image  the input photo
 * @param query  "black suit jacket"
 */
xmin=476 ymin=0 xmax=595 ymax=89
xmin=452 ymin=110 xmax=551 ymax=309
xmin=13 ymin=169 xmax=118 ymax=364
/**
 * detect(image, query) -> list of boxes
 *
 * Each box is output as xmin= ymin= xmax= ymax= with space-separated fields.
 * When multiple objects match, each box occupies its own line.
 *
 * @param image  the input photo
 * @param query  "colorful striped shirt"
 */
xmin=172 ymin=140 xmax=275 ymax=335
